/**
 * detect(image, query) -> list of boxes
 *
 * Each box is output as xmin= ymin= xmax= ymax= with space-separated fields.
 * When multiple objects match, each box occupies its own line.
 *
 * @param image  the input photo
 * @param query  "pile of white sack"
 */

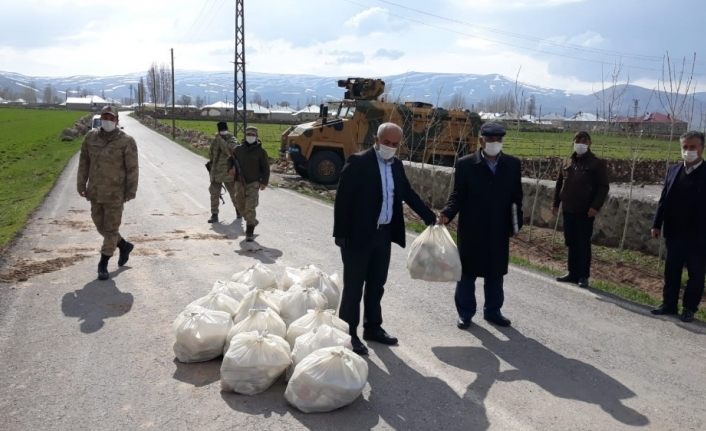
xmin=172 ymin=263 xmax=368 ymax=413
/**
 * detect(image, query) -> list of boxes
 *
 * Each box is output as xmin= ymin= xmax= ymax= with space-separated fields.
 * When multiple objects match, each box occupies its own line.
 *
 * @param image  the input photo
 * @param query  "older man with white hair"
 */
xmin=333 ymin=122 xmax=436 ymax=355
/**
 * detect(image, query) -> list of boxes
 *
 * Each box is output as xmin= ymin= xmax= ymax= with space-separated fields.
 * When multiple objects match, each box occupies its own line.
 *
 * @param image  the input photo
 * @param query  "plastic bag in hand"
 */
xmin=407 ymin=225 xmax=462 ymax=282
xmin=286 ymin=309 xmax=349 ymax=348
xmin=232 ymin=289 xmax=281 ymax=324
xmin=221 ymin=330 xmax=292 ymax=395
xmin=225 ymin=308 xmax=287 ymax=352
xmin=285 ymin=346 xmax=368 ymax=413
xmin=210 ymin=280 xmax=251 ymax=302
xmin=173 ymin=305 xmax=232 ymax=363
xmin=288 ymin=324 xmax=352 ymax=379
xmin=187 ymin=291 xmax=240 ymax=318
xmin=231 ymin=263 xmax=278 ymax=289
xmin=279 ymin=285 xmax=328 ymax=326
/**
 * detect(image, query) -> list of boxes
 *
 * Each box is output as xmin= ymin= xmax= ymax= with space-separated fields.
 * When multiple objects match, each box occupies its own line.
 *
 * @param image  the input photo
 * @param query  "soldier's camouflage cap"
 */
xmin=100 ymin=105 xmax=119 ymax=117
xmin=245 ymin=126 xmax=258 ymax=134
xmin=480 ymin=122 xmax=506 ymax=137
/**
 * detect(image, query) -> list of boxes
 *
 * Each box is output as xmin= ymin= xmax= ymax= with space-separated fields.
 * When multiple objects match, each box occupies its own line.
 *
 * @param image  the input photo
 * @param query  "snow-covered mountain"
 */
xmin=1 ymin=69 xmax=704 ymax=120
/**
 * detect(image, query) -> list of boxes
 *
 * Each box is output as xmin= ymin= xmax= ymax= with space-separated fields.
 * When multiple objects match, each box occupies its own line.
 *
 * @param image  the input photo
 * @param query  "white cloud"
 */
xmin=345 ymin=7 xmax=387 ymax=28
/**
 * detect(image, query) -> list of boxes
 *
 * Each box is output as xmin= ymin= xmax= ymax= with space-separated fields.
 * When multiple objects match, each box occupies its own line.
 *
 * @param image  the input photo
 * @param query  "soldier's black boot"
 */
xmin=97 ymin=254 xmax=111 ymax=280
xmin=236 ymin=209 xmax=242 ymax=220
xmin=245 ymin=225 xmax=255 ymax=242
xmin=117 ymin=239 xmax=134 ymax=267
xmin=208 ymin=213 xmax=219 ymax=223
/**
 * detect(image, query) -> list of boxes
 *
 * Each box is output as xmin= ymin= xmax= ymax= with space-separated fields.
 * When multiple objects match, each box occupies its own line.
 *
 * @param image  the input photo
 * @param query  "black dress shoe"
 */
xmin=650 ymin=305 xmax=678 ymax=315
xmin=484 ymin=312 xmax=511 ymax=327
xmin=351 ymin=336 xmax=368 ymax=355
xmin=577 ymin=278 xmax=589 ymax=288
xmin=680 ymin=309 xmax=695 ymax=322
xmin=556 ymin=274 xmax=578 ymax=283
xmin=363 ymin=328 xmax=398 ymax=345
xmin=456 ymin=317 xmax=471 ymax=329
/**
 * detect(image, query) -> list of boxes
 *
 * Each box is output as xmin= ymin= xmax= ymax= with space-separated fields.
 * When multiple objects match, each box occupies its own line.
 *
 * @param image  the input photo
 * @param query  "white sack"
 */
xmin=279 ymin=285 xmax=328 ymax=326
xmin=173 ymin=305 xmax=232 ymax=363
xmin=286 ymin=309 xmax=349 ymax=348
xmin=210 ymin=280 xmax=251 ymax=302
xmin=231 ymin=263 xmax=278 ymax=289
xmin=288 ymin=324 xmax=352 ymax=379
xmin=221 ymin=331 xmax=292 ymax=395
xmin=187 ymin=292 xmax=240 ymax=317
xmin=285 ymin=346 xmax=368 ymax=413
xmin=225 ymin=308 xmax=287 ymax=352
xmin=281 ymin=265 xmax=341 ymax=309
xmin=232 ymin=289 xmax=281 ymax=324
xmin=407 ymin=225 xmax=462 ymax=282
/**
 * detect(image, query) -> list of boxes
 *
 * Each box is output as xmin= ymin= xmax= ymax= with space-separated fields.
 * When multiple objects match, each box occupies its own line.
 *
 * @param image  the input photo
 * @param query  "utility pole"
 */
xmin=171 ymin=48 xmax=176 ymax=140
xmin=633 ymin=98 xmax=639 ymax=118
xmin=233 ymin=0 xmax=247 ymax=139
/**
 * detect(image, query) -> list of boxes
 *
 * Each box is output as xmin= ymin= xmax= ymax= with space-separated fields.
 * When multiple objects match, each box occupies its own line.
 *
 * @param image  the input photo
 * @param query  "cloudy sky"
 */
xmin=1 ymin=0 xmax=704 ymax=94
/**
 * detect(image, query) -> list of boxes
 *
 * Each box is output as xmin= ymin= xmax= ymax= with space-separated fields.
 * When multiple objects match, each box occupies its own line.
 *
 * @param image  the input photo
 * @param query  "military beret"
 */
xmin=245 ymin=126 xmax=258 ymax=134
xmin=216 ymin=121 xmax=228 ymax=131
xmin=100 ymin=105 xmax=119 ymax=117
xmin=480 ymin=122 xmax=506 ymax=137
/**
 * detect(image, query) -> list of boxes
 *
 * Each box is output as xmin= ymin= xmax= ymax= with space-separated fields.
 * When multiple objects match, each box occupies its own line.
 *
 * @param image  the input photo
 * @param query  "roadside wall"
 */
xmin=403 ymin=161 xmax=662 ymax=255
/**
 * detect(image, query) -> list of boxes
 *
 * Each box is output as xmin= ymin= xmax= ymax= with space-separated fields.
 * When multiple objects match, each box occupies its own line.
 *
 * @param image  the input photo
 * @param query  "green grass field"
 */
xmin=158 ymin=119 xmax=289 ymax=159
xmin=0 ymin=107 xmax=86 ymax=249
xmin=501 ymin=129 xmax=682 ymax=161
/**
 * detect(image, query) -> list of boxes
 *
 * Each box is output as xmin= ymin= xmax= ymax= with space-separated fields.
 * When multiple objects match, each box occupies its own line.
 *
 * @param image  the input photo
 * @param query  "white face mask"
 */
xmin=219 ymin=130 xmax=228 ymax=136
xmin=574 ymin=143 xmax=589 ymax=155
xmin=682 ymin=150 xmax=699 ymax=163
xmin=484 ymin=142 xmax=502 ymax=157
xmin=376 ymin=143 xmax=397 ymax=160
xmin=101 ymin=120 xmax=116 ymax=132
xmin=245 ymin=135 xmax=257 ymax=144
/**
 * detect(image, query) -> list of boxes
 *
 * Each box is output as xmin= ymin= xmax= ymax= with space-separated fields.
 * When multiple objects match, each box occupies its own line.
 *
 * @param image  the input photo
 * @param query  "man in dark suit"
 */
xmin=334 ymin=122 xmax=436 ymax=355
xmin=650 ymin=131 xmax=706 ymax=323
xmin=439 ymin=122 xmax=523 ymax=329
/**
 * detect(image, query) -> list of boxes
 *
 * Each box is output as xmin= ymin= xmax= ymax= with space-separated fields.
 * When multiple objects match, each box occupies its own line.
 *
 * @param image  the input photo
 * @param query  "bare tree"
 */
xmin=195 ymin=95 xmax=205 ymax=108
xmin=526 ymin=94 xmax=536 ymax=117
xmin=42 ymin=84 xmax=55 ymax=104
xmin=594 ymin=61 xmax=630 ymax=134
xmin=513 ymin=67 xmax=526 ymax=131
xmin=179 ymin=94 xmax=192 ymax=106
xmin=444 ymin=93 xmax=467 ymax=110
xmin=658 ymin=51 xmax=696 ymax=141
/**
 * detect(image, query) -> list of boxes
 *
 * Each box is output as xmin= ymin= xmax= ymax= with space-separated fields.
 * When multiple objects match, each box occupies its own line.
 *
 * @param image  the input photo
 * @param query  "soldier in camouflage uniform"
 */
xmin=207 ymin=122 xmax=239 ymax=223
xmin=232 ymin=126 xmax=270 ymax=241
xmin=77 ymin=105 xmax=139 ymax=280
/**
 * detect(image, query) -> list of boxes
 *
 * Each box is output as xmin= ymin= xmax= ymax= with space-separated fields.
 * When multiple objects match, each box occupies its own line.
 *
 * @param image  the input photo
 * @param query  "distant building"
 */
xmin=613 ymin=112 xmax=688 ymax=136
xmin=292 ymin=105 xmax=321 ymax=122
xmin=61 ymin=95 xmax=111 ymax=111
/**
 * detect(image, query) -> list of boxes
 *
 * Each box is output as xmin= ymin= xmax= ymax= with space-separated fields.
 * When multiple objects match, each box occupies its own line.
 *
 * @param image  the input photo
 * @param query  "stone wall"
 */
xmin=521 ymin=157 xmax=669 ymax=184
xmin=402 ymin=161 xmax=662 ymax=255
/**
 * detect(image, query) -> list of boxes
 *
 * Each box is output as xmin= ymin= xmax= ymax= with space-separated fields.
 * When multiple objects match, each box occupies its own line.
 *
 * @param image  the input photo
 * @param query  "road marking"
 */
xmin=181 ymin=192 xmax=206 ymax=210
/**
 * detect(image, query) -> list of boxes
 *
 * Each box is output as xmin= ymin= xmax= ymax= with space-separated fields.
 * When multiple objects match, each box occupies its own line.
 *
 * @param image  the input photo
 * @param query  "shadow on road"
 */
xmin=61 ymin=277 xmax=133 ymax=333
xmin=235 ymin=239 xmax=283 ymax=263
xmin=467 ymin=325 xmax=650 ymax=427
xmin=172 ymin=358 xmax=221 ymax=387
xmin=210 ymin=219 xmax=243 ymax=239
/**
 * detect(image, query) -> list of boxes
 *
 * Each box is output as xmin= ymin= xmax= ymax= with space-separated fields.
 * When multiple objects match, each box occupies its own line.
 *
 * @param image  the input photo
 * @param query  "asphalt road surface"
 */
xmin=1 ymin=115 xmax=705 ymax=431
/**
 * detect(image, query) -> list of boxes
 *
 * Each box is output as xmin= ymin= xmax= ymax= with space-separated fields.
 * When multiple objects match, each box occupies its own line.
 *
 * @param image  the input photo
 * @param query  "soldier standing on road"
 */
xmin=232 ymin=126 xmax=270 ymax=242
xmin=438 ymin=122 xmax=523 ymax=329
xmin=77 ymin=105 xmax=138 ymax=281
xmin=650 ymin=131 xmax=706 ymax=323
xmin=552 ymin=131 xmax=609 ymax=289
xmin=207 ymin=121 xmax=239 ymax=224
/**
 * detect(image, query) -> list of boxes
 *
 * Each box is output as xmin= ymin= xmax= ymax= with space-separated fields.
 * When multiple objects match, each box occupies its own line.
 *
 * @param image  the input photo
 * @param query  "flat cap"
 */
xmin=100 ymin=105 xmax=119 ymax=117
xmin=245 ymin=126 xmax=258 ymax=134
xmin=480 ymin=122 xmax=506 ymax=137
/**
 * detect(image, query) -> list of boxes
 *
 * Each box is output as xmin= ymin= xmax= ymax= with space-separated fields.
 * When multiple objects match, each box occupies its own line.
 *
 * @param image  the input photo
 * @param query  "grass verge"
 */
xmin=0 ymin=107 xmax=86 ymax=251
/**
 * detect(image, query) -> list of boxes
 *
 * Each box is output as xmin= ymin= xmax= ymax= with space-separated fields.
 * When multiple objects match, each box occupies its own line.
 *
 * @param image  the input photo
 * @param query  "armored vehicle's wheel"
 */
xmin=308 ymin=150 xmax=343 ymax=185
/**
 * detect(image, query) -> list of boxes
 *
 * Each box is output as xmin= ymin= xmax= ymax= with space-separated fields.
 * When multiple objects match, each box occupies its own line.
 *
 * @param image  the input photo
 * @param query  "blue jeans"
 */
xmin=455 ymin=274 xmax=504 ymax=319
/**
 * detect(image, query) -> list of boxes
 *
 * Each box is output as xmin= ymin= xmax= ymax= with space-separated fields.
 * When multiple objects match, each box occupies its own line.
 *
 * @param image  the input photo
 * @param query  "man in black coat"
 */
xmin=333 ymin=122 xmax=436 ymax=355
xmin=650 ymin=131 xmax=706 ymax=323
xmin=439 ymin=122 xmax=523 ymax=328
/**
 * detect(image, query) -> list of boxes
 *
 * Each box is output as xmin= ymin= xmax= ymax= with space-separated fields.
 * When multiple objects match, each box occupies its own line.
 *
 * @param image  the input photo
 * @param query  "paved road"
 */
xmin=1 ymin=115 xmax=705 ymax=431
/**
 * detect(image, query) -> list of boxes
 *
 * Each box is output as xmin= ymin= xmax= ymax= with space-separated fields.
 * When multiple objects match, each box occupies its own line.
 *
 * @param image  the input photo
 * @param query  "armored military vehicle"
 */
xmin=281 ymin=77 xmax=482 ymax=184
